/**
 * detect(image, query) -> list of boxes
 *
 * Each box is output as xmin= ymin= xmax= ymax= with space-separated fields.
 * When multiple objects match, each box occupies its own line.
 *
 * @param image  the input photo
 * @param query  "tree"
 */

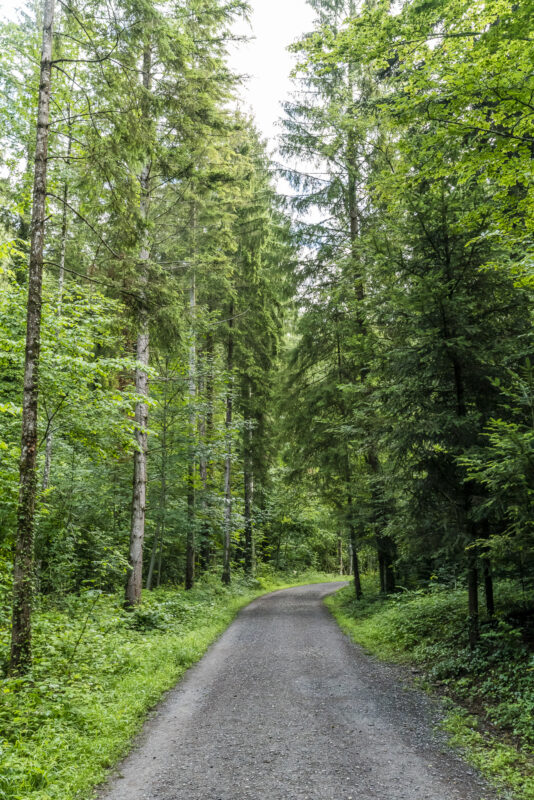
xmin=9 ymin=0 xmax=55 ymax=675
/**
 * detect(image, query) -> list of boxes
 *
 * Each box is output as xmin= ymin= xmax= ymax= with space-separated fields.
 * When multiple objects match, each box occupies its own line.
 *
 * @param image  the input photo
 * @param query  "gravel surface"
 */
xmin=100 ymin=582 xmax=496 ymax=800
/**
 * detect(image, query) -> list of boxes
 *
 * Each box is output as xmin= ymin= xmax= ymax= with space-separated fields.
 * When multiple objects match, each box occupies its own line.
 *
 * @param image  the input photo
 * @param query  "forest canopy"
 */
xmin=0 ymin=0 xmax=533 ymax=681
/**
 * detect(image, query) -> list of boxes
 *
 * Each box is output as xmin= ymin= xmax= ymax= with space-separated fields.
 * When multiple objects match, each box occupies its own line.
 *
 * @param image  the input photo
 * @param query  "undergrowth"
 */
xmin=0 ymin=569 xmax=339 ymax=800
xmin=326 ymin=578 xmax=534 ymax=800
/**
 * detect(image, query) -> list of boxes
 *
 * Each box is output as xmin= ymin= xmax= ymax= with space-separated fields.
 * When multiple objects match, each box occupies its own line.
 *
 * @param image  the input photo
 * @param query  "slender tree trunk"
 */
xmin=377 ymin=535 xmax=396 ymax=594
xmin=41 ymin=430 xmax=53 ymax=493
xmin=185 ymin=270 xmax=196 ymax=591
xmin=350 ymin=522 xmax=363 ymax=599
xmin=157 ymin=535 xmax=163 ymax=587
xmin=378 ymin=551 xmax=385 ymax=593
xmin=467 ymin=544 xmax=479 ymax=649
xmin=198 ymin=358 xmax=208 ymax=573
xmin=146 ymin=522 xmax=160 ymax=591
xmin=337 ymin=534 xmax=344 ymax=575
xmin=243 ymin=460 xmax=254 ymax=573
xmin=126 ymin=303 xmax=149 ymax=605
xmin=147 ymin=364 xmax=167 ymax=590
xmin=346 ymin=471 xmax=362 ymax=599
xmin=199 ymin=331 xmax=214 ymax=570
xmin=243 ymin=383 xmax=254 ymax=575
xmin=483 ymin=558 xmax=495 ymax=618
xmin=125 ymin=45 xmax=152 ymax=608
xmin=56 ymin=101 xmax=72 ymax=316
xmin=42 ymin=114 xmax=71 ymax=496
xmin=480 ymin=520 xmax=494 ymax=617
xmin=9 ymin=0 xmax=55 ymax=676
xmin=222 ymin=307 xmax=234 ymax=586
xmin=335 ymin=331 xmax=363 ymax=599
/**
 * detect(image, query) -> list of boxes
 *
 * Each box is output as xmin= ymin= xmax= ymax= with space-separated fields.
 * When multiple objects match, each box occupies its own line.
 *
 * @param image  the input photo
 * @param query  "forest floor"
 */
xmin=99 ymin=582 xmax=494 ymax=800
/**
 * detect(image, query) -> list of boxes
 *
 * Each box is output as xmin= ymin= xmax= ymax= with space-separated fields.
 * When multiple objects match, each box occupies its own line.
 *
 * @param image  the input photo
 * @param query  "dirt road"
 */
xmin=100 ymin=583 xmax=494 ymax=800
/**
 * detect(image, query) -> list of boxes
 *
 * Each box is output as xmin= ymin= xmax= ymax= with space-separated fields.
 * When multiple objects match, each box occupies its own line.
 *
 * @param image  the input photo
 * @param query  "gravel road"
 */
xmin=100 ymin=582 xmax=495 ymax=800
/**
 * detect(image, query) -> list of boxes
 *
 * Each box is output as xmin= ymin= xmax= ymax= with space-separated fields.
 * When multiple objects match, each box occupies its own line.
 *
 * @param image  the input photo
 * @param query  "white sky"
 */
xmin=1 ymin=0 xmax=315 ymax=149
xmin=228 ymin=1 xmax=315 ymax=147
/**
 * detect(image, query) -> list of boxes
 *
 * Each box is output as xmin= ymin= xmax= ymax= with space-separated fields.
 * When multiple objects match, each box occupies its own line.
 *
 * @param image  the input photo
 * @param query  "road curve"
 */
xmin=100 ymin=582 xmax=494 ymax=800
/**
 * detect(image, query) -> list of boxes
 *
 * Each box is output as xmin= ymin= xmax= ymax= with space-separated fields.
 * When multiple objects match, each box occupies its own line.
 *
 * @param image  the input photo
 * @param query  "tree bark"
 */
xmin=243 ymin=383 xmax=254 ymax=575
xmin=337 ymin=534 xmax=344 ymax=575
xmin=42 ymin=113 xmax=71 ymax=495
xmin=126 ymin=304 xmax=149 ymax=605
xmin=222 ymin=307 xmax=234 ymax=586
xmin=350 ymin=522 xmax=363 ymax=599
xmin=483 ymin=558 xmax=495 ymax=618
xmin=10 ymin=0 xmax=55 ymax=676
xmin=41 ymin=429 xmax=53 ymax=494
xmin=125 ymin=45 xmax=152 ymax=608
xmin=377 ymin=535 xmax=396 ymax=594
xmin=199 ymin=331 xmax=214 ymax=571
xmin=467 ymin=544 xmax=479 ymax=649
xmin=147 ymin=361 xmax=168 ymax=591
xmin=185 ymin=270 xmax=196 ymax=591
xmin=480 ymin=520 xmax=494 ymax=617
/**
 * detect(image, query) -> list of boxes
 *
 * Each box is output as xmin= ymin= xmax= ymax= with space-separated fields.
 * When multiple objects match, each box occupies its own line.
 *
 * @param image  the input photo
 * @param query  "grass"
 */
xmin=0 ymin=569 xmax=341 ymax=800
xmin=326 ymin=577 xmax=534 ymax=800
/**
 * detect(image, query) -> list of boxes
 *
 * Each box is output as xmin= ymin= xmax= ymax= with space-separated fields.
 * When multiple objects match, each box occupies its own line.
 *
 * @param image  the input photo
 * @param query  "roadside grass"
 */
xmin=326 ymin=578 xmax=534 ymax=800
xmin=0 ymin=570 xmax=341 ymax=800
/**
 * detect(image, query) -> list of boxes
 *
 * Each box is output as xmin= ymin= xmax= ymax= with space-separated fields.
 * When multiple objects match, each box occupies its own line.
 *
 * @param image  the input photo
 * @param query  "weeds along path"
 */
xmin=99 ymin=583 xmax=494 ymax=800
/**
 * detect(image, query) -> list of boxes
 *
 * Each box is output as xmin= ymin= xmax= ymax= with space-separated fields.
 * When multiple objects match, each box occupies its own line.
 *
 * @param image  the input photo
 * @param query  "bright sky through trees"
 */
xmin=1 ymin=0 xmax=315 ymax=150
xmin=228 ymin=0 xmax=315 ymax=146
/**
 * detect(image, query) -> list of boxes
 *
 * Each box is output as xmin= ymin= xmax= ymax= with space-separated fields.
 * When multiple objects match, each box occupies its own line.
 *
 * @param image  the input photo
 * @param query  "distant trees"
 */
xmin=2 ymin=0 xmax=533 ymax=676
xmin=0 ymin=0 xmax=297 ymax=673
xmin=279 ymin=0 xmax=534 ymax=640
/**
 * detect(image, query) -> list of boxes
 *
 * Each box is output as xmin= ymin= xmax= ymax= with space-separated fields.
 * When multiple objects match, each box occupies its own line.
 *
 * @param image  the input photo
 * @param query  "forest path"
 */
xmin=100 ymin=583 xmax=494 ymax=800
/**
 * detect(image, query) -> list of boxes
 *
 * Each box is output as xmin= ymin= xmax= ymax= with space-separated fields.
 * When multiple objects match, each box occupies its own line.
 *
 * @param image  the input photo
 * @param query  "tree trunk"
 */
xmin=41 ymin=115 xmax=71 ymax=495
xmin=448 ymin=332 xmax=479 ymax=647
xmin=483 ymin=558 xmax=495 ymax=618
xmin=199 ymin=331 xmax=214 ymax=571
xmin=10 ymin=0 xmax=55 ymax=676
xmin=185 ymin=270 xmax=196 ymax=591
xmin=467 ymin=544 xmax=479 ymax=649
xmin=222 ymin=307 xmax=234 ymax=586
xmin=146 ymin=522 xmax=160 ymax=592
xmin=350 ymin=524 xmax=363 ymax=600
xmin=377 ymin=535 xmax=396 ymax=594
xmin=147 ymin=362 xmax=167 ymax=591
xmin=243 ymin=383 xmax=254 ymax=575
xmin=337 ymin=534 xmax=344 ymax=575
xmin=126 ymin=306 xmax=149 ymax=606
xmin=41 ymin=429 xmax=53 ymax=494
xmin=480 ymin=520 xmax=494 ymax=618
xmin=125 ymin=45 xmax=152 ymax=608
xmin=378 ymin=551 xmax=386 ymax=594
xmin=243 ymin=460 xmax=254 ymax=574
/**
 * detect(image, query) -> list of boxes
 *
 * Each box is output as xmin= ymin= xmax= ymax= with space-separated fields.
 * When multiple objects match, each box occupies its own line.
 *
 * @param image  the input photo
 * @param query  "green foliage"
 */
xmin=0 ymin=572 xmax=340 ymax=800
xmin=443 ymin=709 xmax=534 ymax=800
xmin=327 ymin=580 xmax=534 ymax=796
